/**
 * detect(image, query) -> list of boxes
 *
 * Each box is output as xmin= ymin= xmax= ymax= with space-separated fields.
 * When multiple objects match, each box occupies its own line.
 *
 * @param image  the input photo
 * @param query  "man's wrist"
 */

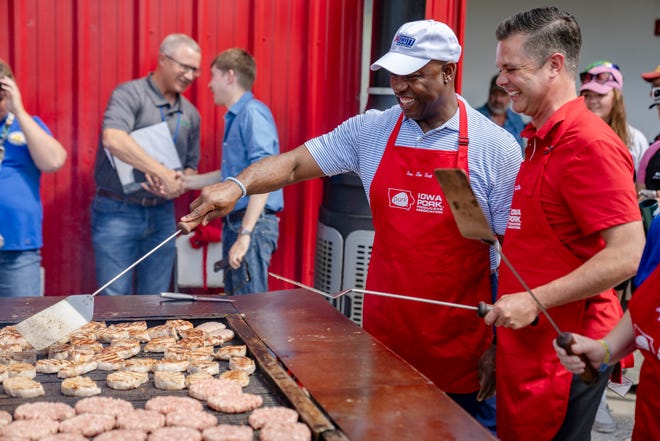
xmin=225 ymin=177 xmax=247 ymax=198
xmin=238 ymin=226 xmax=252 ymax=237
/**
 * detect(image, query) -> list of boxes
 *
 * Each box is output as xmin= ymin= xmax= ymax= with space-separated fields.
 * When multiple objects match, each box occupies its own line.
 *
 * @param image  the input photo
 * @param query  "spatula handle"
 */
xmin=556 ymin=332 xmax=599 ymax=385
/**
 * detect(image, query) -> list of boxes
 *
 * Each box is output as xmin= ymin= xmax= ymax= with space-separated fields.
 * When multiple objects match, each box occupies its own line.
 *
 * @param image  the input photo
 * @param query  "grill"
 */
xmin=0 ymin=291 xmax=497 ymax=441
xmin=0 ymin=314 xmax=344 ymax=440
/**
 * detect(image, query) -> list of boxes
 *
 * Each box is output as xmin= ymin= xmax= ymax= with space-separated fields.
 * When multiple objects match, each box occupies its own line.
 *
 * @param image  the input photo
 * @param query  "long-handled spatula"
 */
xmin=14 ymin=229 xmax=182 ymax=350
xmin=434 ymin=168 xmax=598 ymax=384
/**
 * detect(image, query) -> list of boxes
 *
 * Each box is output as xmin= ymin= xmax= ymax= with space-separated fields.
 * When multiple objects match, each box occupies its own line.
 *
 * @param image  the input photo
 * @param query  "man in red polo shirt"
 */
xmin=483 ymin=7 xmax=645 ymax=441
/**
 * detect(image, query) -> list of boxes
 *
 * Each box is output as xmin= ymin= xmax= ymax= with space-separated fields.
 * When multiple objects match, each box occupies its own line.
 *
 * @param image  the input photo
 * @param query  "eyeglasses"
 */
xmin=214 ymin=258 xmax=251 ymax=295
xmin=164 ymin=54 xmax=201 ymax=77
xmin=579 ymin=71 xmax=619 ymax=85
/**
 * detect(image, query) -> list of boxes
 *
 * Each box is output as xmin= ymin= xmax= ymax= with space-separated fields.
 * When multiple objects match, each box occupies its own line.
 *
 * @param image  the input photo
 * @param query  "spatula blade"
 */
xmin=14 ymin=295 xmax=94 ymax=350
xmin=434 ymin=168 xmax=498 ymax=243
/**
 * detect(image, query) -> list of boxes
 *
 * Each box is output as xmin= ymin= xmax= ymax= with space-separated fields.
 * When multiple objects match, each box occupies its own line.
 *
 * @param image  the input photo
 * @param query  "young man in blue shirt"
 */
xmin=184 ymin=48 xmax=282 ymax=295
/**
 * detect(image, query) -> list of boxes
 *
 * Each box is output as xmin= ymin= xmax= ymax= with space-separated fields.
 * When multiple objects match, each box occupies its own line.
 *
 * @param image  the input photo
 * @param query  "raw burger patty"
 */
xmin=0 ymin=417 xmax=59 ymax=440
xmin=166 ymin=410 xmax=217 ymax=430
xmin=0 ymin=410 xmax=11 ymax=427
xmin=145 ymin=396 xmax=203 ymax=414
xmin=206 ymin=393 xmax=263 ymax=414
xmin=259 ymin=422 xmax=311 ymax=441
xmin=75 ymin=396 xmax=134 ymax=417
xmin=201 ymin=424 xmax=253 ymax=441
xmin=59 ymin=413 xmax=116 ymax=437
xmin=14 ymin=401 xmax=76 ymax=421
xmin=42 ymin=433 xmax=89 ymax=441
xmin=248 ymin=406 xmax=299 ymax=429
xmin=188 ymin=379 xmax=241 ymax=401
xmin=117 ymin=409 xmax=165 ymax=432
xmin=93 ymin=429 xmax=147 ymax=441
xmin=148 ymin=426 xmax=202 ymax=441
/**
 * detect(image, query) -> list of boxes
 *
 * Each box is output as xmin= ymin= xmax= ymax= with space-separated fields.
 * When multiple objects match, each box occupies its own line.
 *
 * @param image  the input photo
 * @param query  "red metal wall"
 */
xmin=0 ymin=0 xmax=463 ymax=295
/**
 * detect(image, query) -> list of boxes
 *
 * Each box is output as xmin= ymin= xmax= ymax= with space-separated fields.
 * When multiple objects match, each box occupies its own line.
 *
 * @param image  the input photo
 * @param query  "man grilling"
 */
xmin=179 ymin=19 xmax=522 ymax=432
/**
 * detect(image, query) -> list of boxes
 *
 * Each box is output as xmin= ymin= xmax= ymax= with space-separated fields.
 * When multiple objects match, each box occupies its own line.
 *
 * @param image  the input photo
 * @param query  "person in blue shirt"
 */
xmin=183 ymin=48 xmax=283 ymax=295
xmin=477 ymin=74 xmax=525 ymax=148
xmin=0 ymin=59 xmax=67 ymax=297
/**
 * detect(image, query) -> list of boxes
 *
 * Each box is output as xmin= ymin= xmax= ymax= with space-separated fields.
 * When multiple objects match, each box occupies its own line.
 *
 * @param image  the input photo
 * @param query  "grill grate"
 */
xmin=0 ymin=316 xmax=346 ymax=440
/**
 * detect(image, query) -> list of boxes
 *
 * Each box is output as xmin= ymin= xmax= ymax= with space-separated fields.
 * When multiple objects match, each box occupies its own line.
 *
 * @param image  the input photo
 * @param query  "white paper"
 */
xmin=607 ymin=375 xmax=633 ymax=398
xmin=105 ymin=122 xmax=182 ymax=194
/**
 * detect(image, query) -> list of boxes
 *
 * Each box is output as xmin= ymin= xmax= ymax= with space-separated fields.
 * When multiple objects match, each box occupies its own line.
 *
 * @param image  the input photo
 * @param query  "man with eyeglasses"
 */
xmin=636 ymin=65 xmax=660 ymax=197
xmin=91 ymin=33 xmax=202 ymax=295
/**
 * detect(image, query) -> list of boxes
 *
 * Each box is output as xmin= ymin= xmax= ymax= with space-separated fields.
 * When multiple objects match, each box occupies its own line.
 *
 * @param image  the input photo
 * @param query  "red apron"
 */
xmin=496 ymin=143 xmax=622 ymax=441
xmin=628 ymin=265 xmax=660 ymax=441
xmin=364 ymin=100 xmax=493 ymax=394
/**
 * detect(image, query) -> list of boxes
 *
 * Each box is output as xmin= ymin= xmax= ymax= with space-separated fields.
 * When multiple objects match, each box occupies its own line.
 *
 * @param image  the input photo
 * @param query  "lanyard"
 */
xmin=0 ymin=112 xmax=15 ymax=146
xmin=0 ymin=113 xmax=15 ymax=168
xmin=159 ymin=107 xmax=182 ymax=143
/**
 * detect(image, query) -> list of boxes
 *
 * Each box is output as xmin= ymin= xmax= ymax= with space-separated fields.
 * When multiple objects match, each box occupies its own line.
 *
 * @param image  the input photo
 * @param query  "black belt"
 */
xmin=226 ymin=208 xmax=277 ymax=222
xmin=97 ymin=189 xmax=167 ymax=208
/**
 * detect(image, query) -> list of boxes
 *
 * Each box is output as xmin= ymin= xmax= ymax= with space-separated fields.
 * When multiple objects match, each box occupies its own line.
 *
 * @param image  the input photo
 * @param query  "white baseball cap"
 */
xmin=370 ymin=20 xmax=462 ymax=75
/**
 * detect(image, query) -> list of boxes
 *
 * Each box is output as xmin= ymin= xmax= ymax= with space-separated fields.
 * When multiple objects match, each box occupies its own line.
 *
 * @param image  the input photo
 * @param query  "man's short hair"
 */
xmin=211 ymin=48 xmax=256 ymax=91
xmin=159 ymin=34 xmax=201 ymax=56
xmin=495 ymin=7 xmax=581 ymax=76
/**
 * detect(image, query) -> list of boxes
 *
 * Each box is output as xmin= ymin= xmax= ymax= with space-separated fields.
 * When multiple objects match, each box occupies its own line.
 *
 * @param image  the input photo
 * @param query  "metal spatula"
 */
xmin=14 ymin=229 xmax=182 ymax=350
xmin=434 ymin=168 xmax=598 ymax=384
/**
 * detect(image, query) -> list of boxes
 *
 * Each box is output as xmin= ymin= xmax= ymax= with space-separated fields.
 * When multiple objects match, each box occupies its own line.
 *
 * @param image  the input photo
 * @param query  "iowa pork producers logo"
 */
xmin=507 ymin=208 xmax=522 ymax=230
xmin=388 ymin=188 xmax=415 ymax=210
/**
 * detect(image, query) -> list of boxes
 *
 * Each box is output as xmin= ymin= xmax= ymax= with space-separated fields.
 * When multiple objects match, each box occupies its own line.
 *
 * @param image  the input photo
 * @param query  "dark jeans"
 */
xmin=222 ymin=213 xmax=279 ymax=295
xmin=91 ymin=196 xmax=176 ymax=295
xmin=0 ymin=249 xmax=42 ymax=297
xmin=552 ymin=365 xmax=614 ymax=441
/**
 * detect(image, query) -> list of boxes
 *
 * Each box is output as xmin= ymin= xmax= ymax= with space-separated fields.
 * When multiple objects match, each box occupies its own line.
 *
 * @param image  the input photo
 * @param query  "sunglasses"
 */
xmin=580 ymin=71 xmax=619 ymax=85
xmin=652 ymin=87 xmax=660 ymax=101
xmin=213 ymin=258 xmax=251 ymax=295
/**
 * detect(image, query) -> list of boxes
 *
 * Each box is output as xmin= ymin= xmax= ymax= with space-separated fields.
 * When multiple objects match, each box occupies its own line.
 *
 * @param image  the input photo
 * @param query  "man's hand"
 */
xmin=228 ymin=235 xmax=250 ymax=269
xmin=142 ymin=169 xmax=183 ymax=199
xmin=178 ymin=180 xmax=243 ymax=233
xmin=477 ymin=344 xmax=496 ymax=401
xmin=553 ymin=333 xmax=603 ymax=374
xmin=484 ymin=292 xmax=539 ymax=329
xmin=0 ymin=76 xmax=25 ymax=116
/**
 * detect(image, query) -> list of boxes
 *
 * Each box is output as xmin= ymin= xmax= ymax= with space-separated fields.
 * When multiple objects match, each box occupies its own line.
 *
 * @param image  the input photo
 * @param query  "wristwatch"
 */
xmin=238 ymin=227 xmax=252 ymax=237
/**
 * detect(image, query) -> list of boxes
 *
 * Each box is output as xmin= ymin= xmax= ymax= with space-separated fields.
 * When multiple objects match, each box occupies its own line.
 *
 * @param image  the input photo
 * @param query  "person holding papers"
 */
xmin=91 ymin=33 xmax=201 ymax=295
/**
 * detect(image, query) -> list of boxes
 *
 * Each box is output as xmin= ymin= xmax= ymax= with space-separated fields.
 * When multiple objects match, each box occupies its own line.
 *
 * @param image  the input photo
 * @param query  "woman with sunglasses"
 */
xmin=578 ymin=60 xmax=648 ymax=434
xmin=580 ymin=61 xmax=649 ymax=173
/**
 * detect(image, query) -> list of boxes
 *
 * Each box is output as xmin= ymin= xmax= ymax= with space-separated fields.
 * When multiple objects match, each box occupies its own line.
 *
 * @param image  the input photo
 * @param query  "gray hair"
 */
xmin=159 ymin=34 xmax=200 ymax=56
xmin=496 ymin=7 xmax=581 ymax=77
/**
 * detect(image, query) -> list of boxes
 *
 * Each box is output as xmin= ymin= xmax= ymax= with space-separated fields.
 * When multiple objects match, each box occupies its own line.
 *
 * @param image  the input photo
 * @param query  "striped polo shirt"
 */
xmin=305 ymin=96 xmax=523 ymax=269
